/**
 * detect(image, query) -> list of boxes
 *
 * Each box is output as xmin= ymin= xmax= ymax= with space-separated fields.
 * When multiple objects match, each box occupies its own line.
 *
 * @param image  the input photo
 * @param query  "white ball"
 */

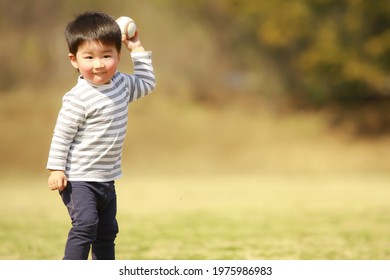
xmin=116 ymin=16 xmax=137 ymax=39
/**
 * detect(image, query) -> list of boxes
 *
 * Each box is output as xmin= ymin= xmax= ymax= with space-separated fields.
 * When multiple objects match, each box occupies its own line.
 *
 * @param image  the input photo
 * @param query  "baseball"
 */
xmin=116 ymin=16 xmax=137 ymax=39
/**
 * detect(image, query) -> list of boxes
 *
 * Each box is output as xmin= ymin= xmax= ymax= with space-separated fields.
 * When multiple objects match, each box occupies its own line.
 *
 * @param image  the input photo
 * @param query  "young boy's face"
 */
xmin=69 ymin=40 xmax=120 ymax=85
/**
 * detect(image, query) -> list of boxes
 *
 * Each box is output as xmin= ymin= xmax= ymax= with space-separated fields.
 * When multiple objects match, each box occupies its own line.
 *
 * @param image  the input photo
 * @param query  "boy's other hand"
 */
xmin=48 ymin=170 xmax=68 ymax=191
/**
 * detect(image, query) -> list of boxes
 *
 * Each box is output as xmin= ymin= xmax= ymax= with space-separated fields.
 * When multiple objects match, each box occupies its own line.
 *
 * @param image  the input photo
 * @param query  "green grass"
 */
xmin=1 ymin=173 xmax=389 ymax=259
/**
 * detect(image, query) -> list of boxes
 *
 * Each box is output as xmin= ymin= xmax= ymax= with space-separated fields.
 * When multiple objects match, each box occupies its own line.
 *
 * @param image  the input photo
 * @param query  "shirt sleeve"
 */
xmin=46 ymin=92 xmax=86 ymax=171
xmin=128 ymin=51 xmax=156 ymax=102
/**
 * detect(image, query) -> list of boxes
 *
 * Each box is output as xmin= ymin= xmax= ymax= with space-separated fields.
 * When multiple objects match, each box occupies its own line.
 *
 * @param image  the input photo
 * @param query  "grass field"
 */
xmin=0 ymin=173 xmax=389 ymax=260
xmin=0 ymin=91 xmax=389 ymax=259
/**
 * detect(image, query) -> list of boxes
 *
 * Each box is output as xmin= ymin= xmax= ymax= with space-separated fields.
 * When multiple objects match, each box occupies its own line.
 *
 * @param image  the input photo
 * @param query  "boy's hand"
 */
xmin=122 ymin=31 xmax=145 ymax=53
xmin=48 ymin=170 xmax=68 ymax=191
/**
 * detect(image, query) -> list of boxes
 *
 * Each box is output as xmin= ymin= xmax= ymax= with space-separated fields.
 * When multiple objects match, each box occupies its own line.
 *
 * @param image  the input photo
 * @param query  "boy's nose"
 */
xmin=94 ymin=59 xmax=104 ymax=68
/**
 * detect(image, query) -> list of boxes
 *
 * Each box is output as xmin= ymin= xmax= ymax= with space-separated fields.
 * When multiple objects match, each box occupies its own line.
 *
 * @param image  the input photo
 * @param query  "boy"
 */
xmin=46 ymin=11 xmax=155 ymax=260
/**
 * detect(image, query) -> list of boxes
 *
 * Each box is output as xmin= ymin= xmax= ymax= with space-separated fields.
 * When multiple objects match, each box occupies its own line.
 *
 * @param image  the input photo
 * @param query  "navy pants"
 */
xmin=60 ymin=181 xmax=119 ymax=260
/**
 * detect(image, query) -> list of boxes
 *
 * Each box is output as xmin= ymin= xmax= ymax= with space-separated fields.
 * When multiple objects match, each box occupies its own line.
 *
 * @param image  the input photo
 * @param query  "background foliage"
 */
xmin=172 ymin=0 xmax=390 ymax=134
xmin=0 ymin=0 xmax=389 ymax=134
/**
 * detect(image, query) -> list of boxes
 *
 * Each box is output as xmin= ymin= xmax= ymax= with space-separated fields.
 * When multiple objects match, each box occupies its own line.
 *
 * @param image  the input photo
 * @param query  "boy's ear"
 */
xmin=68 ymin=53 xmax=78 ymax=69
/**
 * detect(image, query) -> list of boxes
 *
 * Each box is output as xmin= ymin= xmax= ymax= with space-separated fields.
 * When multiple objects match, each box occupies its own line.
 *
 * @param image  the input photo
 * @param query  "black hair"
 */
xmin=65 ymin=11 xmax=122 ymax=55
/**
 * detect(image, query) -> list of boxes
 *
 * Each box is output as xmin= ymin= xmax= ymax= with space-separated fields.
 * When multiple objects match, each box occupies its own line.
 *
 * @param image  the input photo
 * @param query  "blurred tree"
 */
xmin=1 ymin=0 xmax=389 ymax=134
xmin=172 ymin=0 xmax=390 ymax=134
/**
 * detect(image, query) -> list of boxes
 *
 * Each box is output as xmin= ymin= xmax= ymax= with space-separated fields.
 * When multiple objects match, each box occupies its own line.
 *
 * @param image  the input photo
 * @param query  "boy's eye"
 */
xmin=84 ymin=56 xmax=93 ymax=59
xmin=104 ymin=55 xmax=112 ymax=58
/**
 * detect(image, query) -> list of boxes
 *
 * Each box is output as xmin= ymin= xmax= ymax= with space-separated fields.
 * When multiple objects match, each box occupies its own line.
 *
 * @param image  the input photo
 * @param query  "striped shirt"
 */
xmin=47 ymin=51 xmax=155 ymax=182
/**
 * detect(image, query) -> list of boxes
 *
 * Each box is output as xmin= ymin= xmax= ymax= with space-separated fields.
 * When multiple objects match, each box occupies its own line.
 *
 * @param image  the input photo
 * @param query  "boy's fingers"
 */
xmin=48 ymin=181 xmax=58 ymax=191
xmin=57 ymin=181 xmax=64 ymax=191
xmin=58 ymin=178 xmax=68 ymax=191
